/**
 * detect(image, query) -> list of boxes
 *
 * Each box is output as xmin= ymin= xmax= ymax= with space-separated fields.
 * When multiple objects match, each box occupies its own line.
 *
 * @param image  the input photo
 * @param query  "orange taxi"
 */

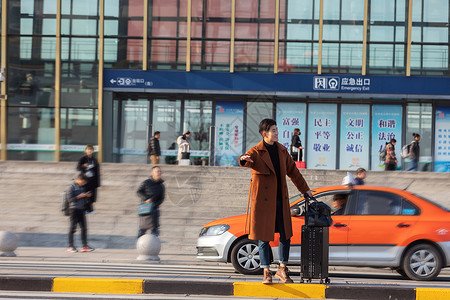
xmin=196 ymin=185 xmax=450 ymax=281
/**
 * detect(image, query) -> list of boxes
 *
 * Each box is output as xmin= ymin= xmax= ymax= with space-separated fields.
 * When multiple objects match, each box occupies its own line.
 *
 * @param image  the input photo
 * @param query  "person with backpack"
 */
xmin=177 ymin=130 xmax=191 ymax=163
xmin=147 ymin=131 xmax=161 ymax=164
xmin=384 ymin=139 xmax=397 ymax=171
xmin=405 ymin=133 xmax=421 ymax=171
xmin=67 ymin=173 xmax=95 ymax=253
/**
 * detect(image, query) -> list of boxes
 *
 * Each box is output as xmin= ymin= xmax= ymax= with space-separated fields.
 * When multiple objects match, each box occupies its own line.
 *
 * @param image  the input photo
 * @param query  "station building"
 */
xmin=0 ymin=0 xmax=449 ymax=171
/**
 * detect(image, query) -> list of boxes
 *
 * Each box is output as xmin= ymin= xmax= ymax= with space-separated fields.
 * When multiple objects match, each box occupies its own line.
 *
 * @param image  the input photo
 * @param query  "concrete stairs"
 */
xmin=0 ymin=161 xmax=449 ymax=255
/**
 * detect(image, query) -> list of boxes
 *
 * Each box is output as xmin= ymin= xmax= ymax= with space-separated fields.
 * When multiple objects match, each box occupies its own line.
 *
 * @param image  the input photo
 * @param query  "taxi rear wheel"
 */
xmin=402 ymin=244 xmax=442 ymax=281
xmin=231 ymin=238 xmax=263 ymax=275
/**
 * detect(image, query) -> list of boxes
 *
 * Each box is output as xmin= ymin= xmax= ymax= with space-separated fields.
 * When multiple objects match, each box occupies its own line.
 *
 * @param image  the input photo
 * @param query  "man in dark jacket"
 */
xmin=77 ymin=145 xmax=100 ymax=213
xmin=137 ymin=166 xmax=165 ymax=238
xmin=147 ymin=131 xmax=161 ymax=164
xmin=239 ymin=119 xmax=312 ymax=284
xmin=67 ymin=173 xmax=95 ymax=253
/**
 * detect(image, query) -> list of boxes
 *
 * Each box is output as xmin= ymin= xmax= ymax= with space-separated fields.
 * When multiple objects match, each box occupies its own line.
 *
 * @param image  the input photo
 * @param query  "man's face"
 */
xmin=333 ymin=199 xmax=345 ymax=209
xmin=358 ymin=171 xmax=366 ymax=179
xmin=263 ymin=125 xmax=278 ymax=143
xmin=155 ymin=134 xmax=160 ymax=139
xmin=85 ymin=148 xmax=94 ymax=156
xmin=152 ymin=167 xmax=162 ymax=181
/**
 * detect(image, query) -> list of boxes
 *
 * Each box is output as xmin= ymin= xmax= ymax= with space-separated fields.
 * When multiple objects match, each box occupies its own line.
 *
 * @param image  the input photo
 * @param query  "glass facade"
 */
xmin=0 ymin=0 xmax=449 ymax=170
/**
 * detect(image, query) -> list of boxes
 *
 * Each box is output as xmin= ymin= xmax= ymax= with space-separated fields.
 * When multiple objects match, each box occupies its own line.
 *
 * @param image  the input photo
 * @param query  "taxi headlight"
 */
xmin=199 ymin=224 xmax=230 ymax=237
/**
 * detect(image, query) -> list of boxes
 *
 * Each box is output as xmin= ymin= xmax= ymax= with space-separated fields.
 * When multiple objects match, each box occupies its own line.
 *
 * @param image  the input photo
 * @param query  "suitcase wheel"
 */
xmin=325 ymin=278 xmax=330 ymax=284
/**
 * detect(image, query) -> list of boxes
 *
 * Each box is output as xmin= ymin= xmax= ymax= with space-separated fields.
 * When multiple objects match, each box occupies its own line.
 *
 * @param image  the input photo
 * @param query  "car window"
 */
xmin=401 ymin=199 xmax=420 ymax=215
xmin=314 ymin=190 xmax=352 ymax=215
xmin=355 ymin=190 xmax=402 ymax=215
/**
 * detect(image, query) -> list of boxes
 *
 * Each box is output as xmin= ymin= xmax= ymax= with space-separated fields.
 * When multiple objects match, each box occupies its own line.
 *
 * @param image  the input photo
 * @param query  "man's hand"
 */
xmin=145 ymin=199 xmax=152 ymax=203
xmin=240 ymin=154 xmax=253 ymax=163
xmin=305 ymin=190 xmax=313 ymax=198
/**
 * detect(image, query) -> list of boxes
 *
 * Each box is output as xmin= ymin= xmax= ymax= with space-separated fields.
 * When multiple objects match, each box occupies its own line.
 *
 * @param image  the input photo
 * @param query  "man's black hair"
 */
xmin=154 ymin=131 xmax=160 ymax=136
xmin=356 ymin=168 xmax=366 ymax=174
xmin=258 ymin=119 xmax=277 ymax=136
xmin=77 ymin=173 xmax=88 ymax=181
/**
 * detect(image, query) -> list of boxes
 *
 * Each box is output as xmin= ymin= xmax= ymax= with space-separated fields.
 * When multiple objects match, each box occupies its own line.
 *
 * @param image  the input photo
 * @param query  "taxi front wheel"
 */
xmin=231 ymin=238 xmax=263 ymax=275
xmin=402 ymin=244 xmax=442 ymax=281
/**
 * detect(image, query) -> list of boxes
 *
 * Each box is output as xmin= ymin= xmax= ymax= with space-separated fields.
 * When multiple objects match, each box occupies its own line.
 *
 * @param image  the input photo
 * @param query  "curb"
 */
xmin=1 ymin=277 xmax=449 ymax=299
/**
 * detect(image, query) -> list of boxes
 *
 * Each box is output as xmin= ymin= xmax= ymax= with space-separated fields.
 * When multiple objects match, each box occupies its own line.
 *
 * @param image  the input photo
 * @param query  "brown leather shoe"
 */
xmin=275 ymin=266 xmax=294 ymax=283
xmin=262 ymin=269 xmax=272 ymax=284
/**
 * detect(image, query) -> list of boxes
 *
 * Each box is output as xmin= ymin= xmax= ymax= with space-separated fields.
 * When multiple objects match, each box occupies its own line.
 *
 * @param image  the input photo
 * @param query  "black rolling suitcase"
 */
xmin=300 ymin=194 xmax=331 ymax=284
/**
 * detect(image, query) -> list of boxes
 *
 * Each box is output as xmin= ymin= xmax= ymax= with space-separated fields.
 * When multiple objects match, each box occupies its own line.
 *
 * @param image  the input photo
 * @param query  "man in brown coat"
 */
xmin=239 ymin=118 xmax=312 ymax=284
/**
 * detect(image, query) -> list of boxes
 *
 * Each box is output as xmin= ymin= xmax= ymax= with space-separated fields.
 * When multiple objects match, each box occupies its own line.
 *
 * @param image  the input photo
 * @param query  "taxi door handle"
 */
xmin=333 ymin=223 xmax=347 ymax=227
xmin=397 ymin=223 xmax=410 ymax=228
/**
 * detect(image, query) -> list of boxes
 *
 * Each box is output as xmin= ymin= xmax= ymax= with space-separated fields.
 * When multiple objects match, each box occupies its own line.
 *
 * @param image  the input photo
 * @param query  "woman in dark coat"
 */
xmin=77 ymin=145 xmax=100 ymax=213
xmin=290 ymin=128 xmax=303 ymax=161
xmin=137 ymin=166 xmax=165 ymax=238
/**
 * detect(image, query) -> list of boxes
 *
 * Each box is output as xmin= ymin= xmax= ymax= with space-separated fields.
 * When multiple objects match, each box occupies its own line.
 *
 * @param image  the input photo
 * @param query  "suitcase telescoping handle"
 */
xmin=303 ymin=193 xmax=315 ymax=226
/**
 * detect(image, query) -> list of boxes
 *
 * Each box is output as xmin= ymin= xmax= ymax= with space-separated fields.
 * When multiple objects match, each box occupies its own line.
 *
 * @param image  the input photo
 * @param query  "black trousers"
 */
xmin=68 ymin=209 xmax=87 ymax=247
xmin=85 ymin=184 xmax=97 ymax=212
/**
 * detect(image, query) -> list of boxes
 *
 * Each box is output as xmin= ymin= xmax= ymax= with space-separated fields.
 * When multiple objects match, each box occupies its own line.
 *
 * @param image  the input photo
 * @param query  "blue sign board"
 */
xmin=276 ymin=103 xmax=306 ymax=155
xmin=435 ymin=106 xmax=450 ymax=172
xmin=104 ymin=69 xmax=450 ymax=97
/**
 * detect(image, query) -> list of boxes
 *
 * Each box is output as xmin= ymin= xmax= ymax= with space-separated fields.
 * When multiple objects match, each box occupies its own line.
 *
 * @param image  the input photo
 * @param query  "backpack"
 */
xmin=379 ymin=145 xmax=387 ymax=161
xmin=401 ymin=143 xmax=411 ymax=158
xmin=61 ymin=186 xmax=72 ymax=216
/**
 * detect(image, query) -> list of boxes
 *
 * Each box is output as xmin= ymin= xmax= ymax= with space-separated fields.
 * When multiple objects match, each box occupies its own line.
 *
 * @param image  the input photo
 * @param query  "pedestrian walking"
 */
xmin=67 ymin=173 xmax=95 ymax=253
xmin=77 ymin=145 xmax=101 ymax=213
xmin=239 ymin=118 xmax=312 ymax=284
xmin=353 ymin=168 xmax=366 ymax=185
xmin=406 ymin=133 xmax=421 ymax=171
xmin=147 ymin=131 xmax=161 ymax=164
xmin=137 ymin=166 xmax=165 ymax=238
xmin=290 ymin=128 xmax=304 ymax=161
xmin=385 ymin=139 xmax=398 ymax=171
xmin=177 ymin=130 xmax=191 ymax=163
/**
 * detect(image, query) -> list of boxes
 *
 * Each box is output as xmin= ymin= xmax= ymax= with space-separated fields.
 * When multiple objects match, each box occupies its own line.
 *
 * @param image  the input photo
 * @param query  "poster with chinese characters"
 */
xmin=276 ymin=103 xmax=306 ymax=156
xmin=434 ymin=106 xmax=450 ymax=172
xmin=339 ymin=104 xmax=370 ymax=170
xmin=215 ymin=101 xmax=244 ymax=166
xmin=307 ymin=103 xmax=337 ymax=169
xmin=371 ymin=105 xmax=403 ymax=171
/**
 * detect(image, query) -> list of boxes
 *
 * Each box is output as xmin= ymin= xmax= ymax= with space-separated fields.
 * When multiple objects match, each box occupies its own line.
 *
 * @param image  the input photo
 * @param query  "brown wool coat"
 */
xmin=239 ymin=140 xmax=310 ymax=241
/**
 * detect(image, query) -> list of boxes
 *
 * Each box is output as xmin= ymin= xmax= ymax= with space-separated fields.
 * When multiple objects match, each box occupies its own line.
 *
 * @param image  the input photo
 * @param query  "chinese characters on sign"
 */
xmin=340 ymin=104 xmax=370 ymax=170
xmin=313 ymin=76 xmax=371 ymax=92
xmin=434 ymin=107 xmax=450 ymax=172
xmin=276 ymin=103 xmax=306 ymax=153
xmin=371 ymin=105 xmax=403 ymax=171
xmin=307 ymin=104 xmax=337 ymax=169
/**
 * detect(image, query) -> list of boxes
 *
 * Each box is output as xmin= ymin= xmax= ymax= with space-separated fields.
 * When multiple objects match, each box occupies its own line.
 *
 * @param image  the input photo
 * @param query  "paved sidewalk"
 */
xmin=1 ymin=247 xmax=450 ymax=299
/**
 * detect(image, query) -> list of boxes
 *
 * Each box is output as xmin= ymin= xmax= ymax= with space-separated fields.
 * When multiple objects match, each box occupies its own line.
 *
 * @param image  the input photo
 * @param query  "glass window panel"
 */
xmin=128 ymin=20 xmax=143 ymax=37
xmin=412 ymin=0 xmax=422 ymax=22
xmin=287 ymin=24 xmax=312 ymax=40
xmin=151 ymin=21 xmax=178 ymax=38
xmin=60 ymin=108 xmax=98 ymax=161
xmin=20 ymin=37 xmax=32 ymax=59
xmin=356 ymin=191 xmax=402 ymax=215
xmin=314 ymin=0 xmax=320 ymax=19
xmin=104 ymin=20 xmax=119 ymax=36
xmin=394 ymin=45 xmax=405 ymax=68
xmin=105 ymin=0 xmax=119 ymax=17
xmin=206 ymin=22 xmax=231 ymax=39
xmin=423 ymin=27 xmax=448 ymax=43
xmin=235 ymin=23 xmax=258 ymax=39
xmin=422 ymin=45 xmax=448 ymax=69
xmin=62 ymin=0 xmax=71 ymax=14
xmin=128 ymin=0 xmax=144 ymax=17
xmin=72 ymin=0 xmax=98 ymax=16
xmin=245 ymin=101 xmax=274 ymax=150
xmin=41 ymin=37 xmax=56 ymax=60
xmin=340 ymin=43 xmax=363 ymax=68
xmin=370 ymin=0 xmax=395 ymax=21
xmin=235 ymin=41 xmax=257 ymax=66
xmin=405 ymin=103 xmax=432 ymax=170
xmin=236 ymin=0 xmax=259 ymax=19
xmin=42 ymin=19 xmax=57 ymax=35
xmin=61 ymin=19 xmax=70 ymax=35
xmin=369 ymin=44 xmax=394 ymax=67
xmin=191 ymin=22 xmax=203 ymax=38
xmin=66 ymin=38 xmax=97 ymax=61
xmin=7 ymin=107 xmax=55 ymax=161
xmin=323 ymin=25 xmax=340 ymax=41
xmin=285 ymin=42 xmax=314 ymax=66
xmin=205 ymin=41 xmax=230 ymax=65
xmin=341 ymin=25 xmax=363 ymax=41
xmin=258 ymin=42 xmax=274 ymax=65
xmin=104 ymin=38 xmax=118 ymax=62
xmin=43 ymin=0 xmax=57 ymax=14
xmin=341 ymin=0 xmax=364 ymax=20
xmin=411 ymin=26 xmax=421 ymax=42
xmin=260 ymin=23 xmax=275 ymax=40
xmin=260 ymin=0 xmax=275 ymax=19
xmin=410 ymin=45 xmax=421 ymax=68
xmin=151 ymin=40 xmax=177 ymax=63
xmin=183 ymin=100 xmax=213 ymax=153
xmin=423 ymin=0 xmax=448 ymax=22
xmin=395 ymin=27 xmax=405 ymax=42
xmin=21 ymin=0 xmax=34 ymax=15
xmin=323 ymin=0 xmax=340 ymax=20
xmin=20 ymin=19 xmax=33 ymax=35
xmin=322 ymin=43 xmax=339 ymax=66
xmin=287 ymin=0 xmax=313 ymax=20
xmin=370 ymin=26 xmax=394 ymax=42
xmin=152 ymin=99 xmax=181 ymax=160
xmin=71 ymin=20 xmax=98 ymax=36
xmin=396 ymin=0 xmax=406 ymax=22
xmin=207 ymin=0 xmax=231 ymax=18
xmin=192 ymin=0 xmax=203 ymax=18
